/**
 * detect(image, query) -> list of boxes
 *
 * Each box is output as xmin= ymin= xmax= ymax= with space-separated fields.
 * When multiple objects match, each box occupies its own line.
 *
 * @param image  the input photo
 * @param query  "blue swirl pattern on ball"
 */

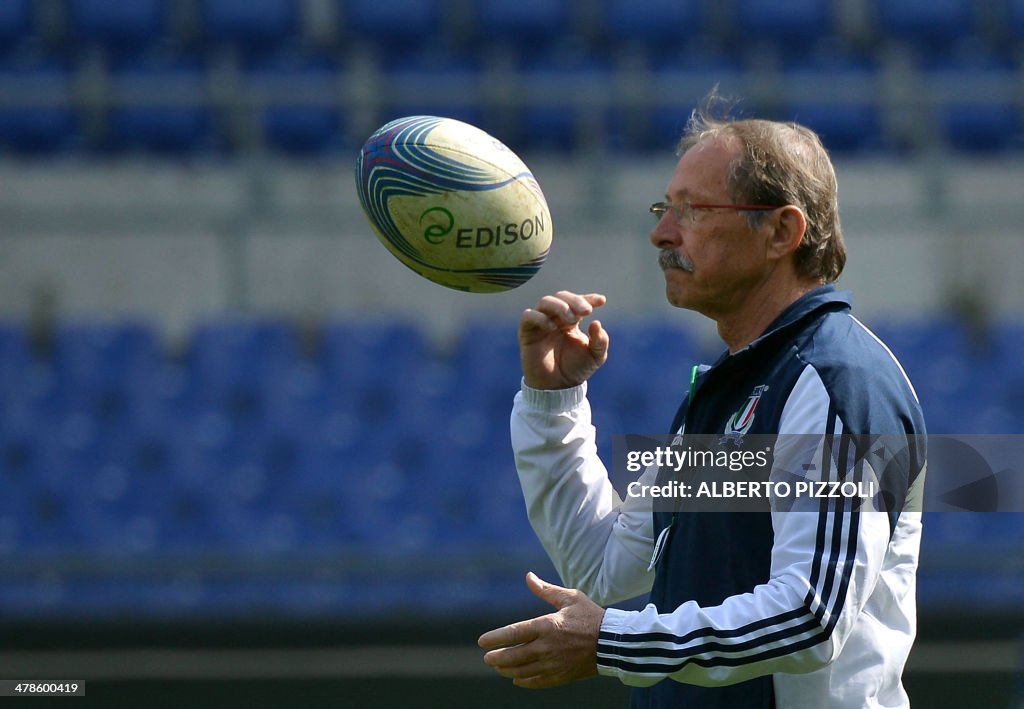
xmin=356 ymin=115 xmax=549 ymax=290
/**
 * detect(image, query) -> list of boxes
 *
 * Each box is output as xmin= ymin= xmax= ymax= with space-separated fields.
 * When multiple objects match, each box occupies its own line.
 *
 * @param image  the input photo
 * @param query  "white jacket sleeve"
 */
xmin=510 ymin=380 xmax=657 ymax=606
xmin=595 ymin=365 xmax=897 ymax=687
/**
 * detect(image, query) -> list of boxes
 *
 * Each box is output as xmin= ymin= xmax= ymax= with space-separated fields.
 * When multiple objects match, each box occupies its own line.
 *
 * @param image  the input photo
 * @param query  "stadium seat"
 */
xmin=187 ymin=317 xmax=302 ymax=422
xmin=199 ymin=0 xmax=302 ymax=54
xmin=647 ymin=51 xmax=745 ymax=151
xmin=0 ymin=476 xmax=80 ymax=550
xmin=474 ymin=0 xmax=574 ymax=47
xmin=0 ymin=322 xmax=32 ymax=393
xmin=65 ymin=0 xmax=170 ymax=53
xmin=0 ymin=424 xmax=50 ymax=485
xmin=320 ymin=319 xmax=430 ymax=402
xmin=452 ymin=318 xmax=521 ymax=408
xmin=734 ymin=0 xmax=833 ymax=44
xmin=0 ymin=0 xmax=32 ymax=54
xmin=1011 ymin=0 xmax=1024 ymax=37
xmin=922 ymin=53 xmax=1020 ymax=152
xmin=781 ymin=56 xmax=884 ymax=153
xmin=872 ymin=0 xmax=976 ymax=50
xmin=786 ymin=102 xmax=883 ymax=154
xmin=512 ymin=51 xmax=614 ymax=153
xmin=587 ymin=320 xmax=698 ymax=438
xmin=51 ymin=321 xmax=162 ymax=422
xmin=939 ymin=102 xmax=1019 ymax=152
xmin=106 ymin=56 xmax=214 ymax=154
xmin=243 ymin=53 xmax=345 ymax=155
xmin=474 ymin=459 xmax=535 ymax=545
xmin=341 ymin=0 xmax=444 ymax=50
xmin=601 ymin=0 xmax=701 ymax=51
xmin=378 ymin=51 xmax=486 ymax=134
xmin=0 ymin=60 xmax=79 ymax=154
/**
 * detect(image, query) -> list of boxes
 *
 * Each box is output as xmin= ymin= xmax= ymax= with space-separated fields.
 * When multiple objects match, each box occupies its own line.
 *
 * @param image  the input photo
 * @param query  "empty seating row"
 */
xmin=2 ymin=315 xmax=1023 ymax=429
xmin=1 ymin=0 xmax=1024 ymax=155
xmin=0 ymin=315 xmax=1021 ymax=617
xmin=3 ymin=0 xmax=1022 ymax=57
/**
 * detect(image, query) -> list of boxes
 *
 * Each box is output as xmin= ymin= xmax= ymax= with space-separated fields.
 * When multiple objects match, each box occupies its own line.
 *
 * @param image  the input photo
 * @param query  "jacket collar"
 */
xmin=715 ymin=284 xmax=852 ymax=363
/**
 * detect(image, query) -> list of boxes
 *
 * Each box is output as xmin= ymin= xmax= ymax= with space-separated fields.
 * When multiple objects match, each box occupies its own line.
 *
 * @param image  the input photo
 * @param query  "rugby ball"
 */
xmin=355 ymin=115 xmax=552 ymax=293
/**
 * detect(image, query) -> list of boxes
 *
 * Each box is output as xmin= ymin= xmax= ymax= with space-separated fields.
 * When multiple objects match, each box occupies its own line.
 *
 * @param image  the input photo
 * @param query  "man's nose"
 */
xmin=650 ymin=213 xmax=680 ymax=250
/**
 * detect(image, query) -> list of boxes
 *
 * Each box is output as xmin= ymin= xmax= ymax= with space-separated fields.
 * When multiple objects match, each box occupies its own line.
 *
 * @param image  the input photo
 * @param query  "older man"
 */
xmin=478 ymin=108 xmax=927 ymax=708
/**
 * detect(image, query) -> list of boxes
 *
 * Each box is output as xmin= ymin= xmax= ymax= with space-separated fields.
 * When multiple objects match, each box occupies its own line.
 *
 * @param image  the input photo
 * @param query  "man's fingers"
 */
xmin=482 ymin=641 xmax=538 ymax=670
xmin=519 ymin=308 xmax=557 ymax=336
xmin=534 ymin=291 xmax=606 ymax=327
xmin=494 ymin=660 xmax=547 ymax=681
xmin=525 ymin=571 xmax=576 ymax=610
xmin=587 ymin=320 xmax=609 ymax=361
xmin=478 ymin=620 xmax=540 ymax=651
xmin=535 ymin=294 xmax=588 ymax=327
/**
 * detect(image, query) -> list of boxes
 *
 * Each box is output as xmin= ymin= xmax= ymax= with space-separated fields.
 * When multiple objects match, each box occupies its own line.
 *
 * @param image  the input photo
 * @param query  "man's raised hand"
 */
xmin=518 ymin=291 xmax=609 ymax=390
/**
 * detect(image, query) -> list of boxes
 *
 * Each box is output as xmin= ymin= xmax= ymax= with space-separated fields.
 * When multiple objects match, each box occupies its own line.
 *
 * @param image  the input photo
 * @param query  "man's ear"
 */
xmin=766 ymin=205 xmax=807 ymax=260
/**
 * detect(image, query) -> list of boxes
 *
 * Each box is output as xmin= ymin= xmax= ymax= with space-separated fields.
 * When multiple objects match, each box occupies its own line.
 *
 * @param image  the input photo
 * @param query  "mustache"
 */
xmin=658 ymin=249 xmax=694 ymax=273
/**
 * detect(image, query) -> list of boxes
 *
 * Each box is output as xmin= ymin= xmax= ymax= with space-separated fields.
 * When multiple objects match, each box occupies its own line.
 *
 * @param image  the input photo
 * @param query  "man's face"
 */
xmin=649 ymin=137 xmax=770 ymax=319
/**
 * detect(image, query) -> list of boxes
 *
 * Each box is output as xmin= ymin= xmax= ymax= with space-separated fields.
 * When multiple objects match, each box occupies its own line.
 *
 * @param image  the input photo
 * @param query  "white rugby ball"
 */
xmin=355 ymin=115 xmax=552 ymax=293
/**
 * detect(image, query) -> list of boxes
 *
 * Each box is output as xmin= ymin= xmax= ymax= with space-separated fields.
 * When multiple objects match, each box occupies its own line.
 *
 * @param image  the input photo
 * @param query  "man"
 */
xmin=478 ymin=107 xmax=927 ymax=708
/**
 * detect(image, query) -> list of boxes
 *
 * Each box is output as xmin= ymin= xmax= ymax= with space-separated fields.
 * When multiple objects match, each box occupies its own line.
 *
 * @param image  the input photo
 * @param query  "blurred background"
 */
xmin=0 ymin=0 xmax=1023 ymax=706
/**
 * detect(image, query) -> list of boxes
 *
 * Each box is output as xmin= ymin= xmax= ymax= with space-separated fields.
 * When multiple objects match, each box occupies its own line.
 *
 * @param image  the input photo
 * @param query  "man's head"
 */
xmin=651 ymin=105 xmax=845 ymax=326
xmin=677 ymin=111 xmax=846 ymax=284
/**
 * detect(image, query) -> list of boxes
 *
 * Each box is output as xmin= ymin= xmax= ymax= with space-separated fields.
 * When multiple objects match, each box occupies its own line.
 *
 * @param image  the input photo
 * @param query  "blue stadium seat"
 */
xmin=781 ymin=57 xmax=884 ymax=153
xmin=0 ymin=0 xmax=32 ymax=54
xmin=601 ymin=0 xmax=700 ymax=50
xmin=65 ymin=0 xmax=170 ymax=53
xmin=867 ymin=316 xmax=980 ymax=433
xmin=51 ymin=321 xmax=162 ymax=422
xmin=0 ymin=478 xmax=80 ymax=550
xmin=475 ymin=0 xmax=573 ymax=47
xmin=872 ymin=0 xmax=976 ymax=50
xmin=199 ymin=0 xmax=302 ymax=54
xmin=0 ymin=322 xmax=32 ymax=393
xmin=940 ymin=102 xmax=1019 ymax=152
xmin=922 ymin=53 xmax=1020 ymax=152
xmin=320 ymin=319 xmax=430 ymax=404
xmin=587 ymin=321 xmax=699 ymax=440
xmin=276 ymin=486 xmax=353 ymax=548
xmin=378 ymin=51 xmax=486 ymax=133
xmin=244 ymin=53 xmax=345 ymax=155
xmin=0 ymin=60 xmax=79 ymax=154
xmin=647 ymin=51 xmax=745 ymax=151
xmin=0 ymin=424 xmax=51 ymax=484
xmin=187 ymin=318 xmax=302 ymax=422
xmin=342 ymin=458 xmax=448 ymax=555
xmin=992 ymin=323 xmax=1024 ymax=369
xmin=786 ymin=102 xmax=883 ymax=154
xmin=734 ymin=0 xmax=833 ymax=44
xmin=341 ymin=0 xmax=444 ymax=50
xmin=867 ymin=316 xmax=970 ymax=373
xmin=106 ymin=57 xmax=214 ymax=154
xmin=513 ymin=51 xmax=614 ymax=153
xmin=474 ymin=459 xmax=535 ymax=545
xmin=988 ymin=323 xmax=1024 ymax=425
xmin=452 ymin=318 xmax=521 ymax=409
xmin=1011 ymin=0 xmax=1024 ymax=37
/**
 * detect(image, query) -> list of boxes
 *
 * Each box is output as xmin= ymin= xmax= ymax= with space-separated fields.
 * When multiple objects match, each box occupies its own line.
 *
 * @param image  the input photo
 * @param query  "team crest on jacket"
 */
xmin=723 ymin=384 xmax=769 ymax=440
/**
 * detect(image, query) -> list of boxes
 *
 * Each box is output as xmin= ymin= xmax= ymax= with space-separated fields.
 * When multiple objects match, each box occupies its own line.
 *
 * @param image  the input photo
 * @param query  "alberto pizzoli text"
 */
xmin=624 ymin=445 xmax=877 ymax=501
xmin=626 ymin=479 xmax=878 ymax=501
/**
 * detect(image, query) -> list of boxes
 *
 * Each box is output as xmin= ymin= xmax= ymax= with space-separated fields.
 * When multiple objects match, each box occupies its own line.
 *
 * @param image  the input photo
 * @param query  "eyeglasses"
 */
xmin=649 ymin=201 xmax=783 ymax=225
